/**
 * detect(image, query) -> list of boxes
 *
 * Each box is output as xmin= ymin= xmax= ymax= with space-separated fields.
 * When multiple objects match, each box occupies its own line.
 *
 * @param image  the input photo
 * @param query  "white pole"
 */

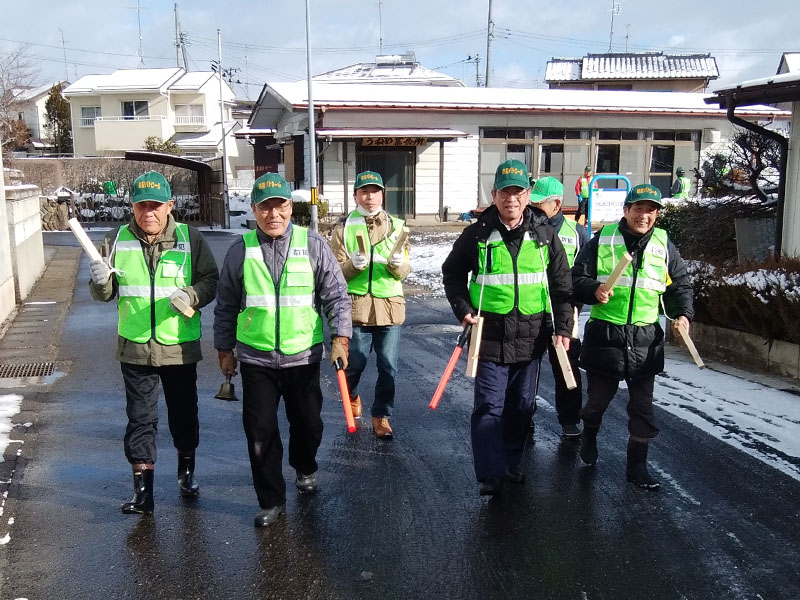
xmin=217 ymin=29 xmax=230 ymax=229
xmin=485 ymin=0 xmax=493 ymax=87
xmin=305 ymin=0 xmax=318 ymax=232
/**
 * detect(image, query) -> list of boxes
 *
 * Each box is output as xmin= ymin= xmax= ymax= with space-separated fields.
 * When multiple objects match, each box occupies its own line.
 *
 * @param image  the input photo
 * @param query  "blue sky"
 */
xmin=1 ymin=0 xmax=796 ymax=99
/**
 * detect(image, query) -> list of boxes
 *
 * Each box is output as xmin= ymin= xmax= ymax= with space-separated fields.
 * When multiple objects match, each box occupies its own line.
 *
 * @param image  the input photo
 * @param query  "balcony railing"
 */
xmin=95 ymin=115 xmax=167 ymax=122
xmin=175 ymin=115 xmax=206 ymax=125
xmin=80 ymin=118 xmax=96 ymax=127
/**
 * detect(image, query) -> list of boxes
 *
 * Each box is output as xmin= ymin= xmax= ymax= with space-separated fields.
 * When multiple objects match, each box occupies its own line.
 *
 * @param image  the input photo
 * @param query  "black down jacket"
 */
xmin=572 ymin=218 xmax=694 ymax=381
xmin=442 ymin=205 xmax=573 ymax=364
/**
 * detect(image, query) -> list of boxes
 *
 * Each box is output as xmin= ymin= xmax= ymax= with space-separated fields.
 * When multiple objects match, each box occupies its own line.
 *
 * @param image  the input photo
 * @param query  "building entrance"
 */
xmin=357 ymin=148 xmax=415 ymax=218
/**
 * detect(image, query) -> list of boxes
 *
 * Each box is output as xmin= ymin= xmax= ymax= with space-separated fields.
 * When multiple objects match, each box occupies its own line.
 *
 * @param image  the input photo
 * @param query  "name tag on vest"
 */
xmin=290 ymin=248 xmax=309 ymax=257
xmin=649 ymin=245 xmax=667 ymax=259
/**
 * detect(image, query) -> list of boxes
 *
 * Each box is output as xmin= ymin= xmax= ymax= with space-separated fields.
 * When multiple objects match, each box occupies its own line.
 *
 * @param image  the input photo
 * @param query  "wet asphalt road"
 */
xmin=0 ymin=231 xmax=798 ymax=600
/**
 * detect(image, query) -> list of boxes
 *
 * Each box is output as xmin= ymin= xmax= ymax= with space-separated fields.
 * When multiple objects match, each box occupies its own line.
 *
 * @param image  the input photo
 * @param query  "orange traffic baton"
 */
xmin=429 ymin=324 xmax=472 ymax=410
xmin=334 ymin=358 xmax=357 ymax=433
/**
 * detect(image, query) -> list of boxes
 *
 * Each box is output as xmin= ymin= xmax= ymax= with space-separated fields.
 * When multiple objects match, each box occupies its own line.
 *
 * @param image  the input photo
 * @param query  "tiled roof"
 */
xmin=545 ymin=52 xmax=719 ymax=82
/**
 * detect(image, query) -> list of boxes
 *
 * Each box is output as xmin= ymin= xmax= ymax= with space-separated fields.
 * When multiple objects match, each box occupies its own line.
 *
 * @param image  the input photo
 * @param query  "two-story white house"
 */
xmin=63 ymin=67 xmax=250 ymax=178
xmin=12 ymin=81 xmax=68 ymax=152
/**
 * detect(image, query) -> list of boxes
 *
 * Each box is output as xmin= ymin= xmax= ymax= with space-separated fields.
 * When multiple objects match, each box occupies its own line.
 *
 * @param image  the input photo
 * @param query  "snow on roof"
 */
xmin=264 ymin=81 xmax=783 ymax=117
xmin=171 ymin=71 xmax=215 ymax=91
xmin=173 ymin=121 xmax=239 ymax=148
xmin=313 ymin=61 xmax=463 ymax=87
xmin=546 ymin=52 xmax=719 ymax=82
xmin=778 ymin=52 xmax=800 ymax=74
xmin=64 ymin=68 xmax=184 ymax=95
xmin=712 ymin=71 xmax=800 ymax=94
xmin=14 ymin=82 xmax=65 ymax=102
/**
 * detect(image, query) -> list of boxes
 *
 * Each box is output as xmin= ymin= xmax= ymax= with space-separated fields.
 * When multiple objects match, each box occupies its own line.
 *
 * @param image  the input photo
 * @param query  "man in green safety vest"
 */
xmin=443 ymin=159 xmax=574 ymax=497
xmin=572 ymin=184 xmax=694 ymax=490
xmin=88 ymin=170 xmax=219 ymax=516
xmin=670 ymin=167 xmax=691 ymax=199
xmin=213 ymin=172 xmax=352 ymax=528
xmin=330 ymin=170 xmax=410 ymax=440
xmin=529 ymin=176 xmax=589 ymax=439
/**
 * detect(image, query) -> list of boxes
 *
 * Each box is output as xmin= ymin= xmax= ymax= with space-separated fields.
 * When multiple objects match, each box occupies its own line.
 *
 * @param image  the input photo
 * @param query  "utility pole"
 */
xmin=245 ymin=44 xmax=250 ymax=99
xmin=305 ymin=0 xmax=318 ymax=232
xmin=378 ymin=0 xmax=383 ymax=55
xmin=174 ymin=4 xmax=180 ymax=67
xmin=136 ymin=0 xmax=145 ymax=68
xmin=485 ymin=0 xmax=493 ymax=87
xmin=608 ymin=1 xmax=621 ymax=52
xmin=217 ymin=29 xmax=230 ymax=229
xmin=59 ymin=29 xmax=68 ymax=82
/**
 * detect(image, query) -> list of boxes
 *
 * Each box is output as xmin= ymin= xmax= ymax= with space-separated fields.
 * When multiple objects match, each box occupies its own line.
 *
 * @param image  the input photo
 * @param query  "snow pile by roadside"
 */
xmin=406 ymin=231 xmax=460 ymax=296
xmin=0 ymin=394 xmax=22 ymax=462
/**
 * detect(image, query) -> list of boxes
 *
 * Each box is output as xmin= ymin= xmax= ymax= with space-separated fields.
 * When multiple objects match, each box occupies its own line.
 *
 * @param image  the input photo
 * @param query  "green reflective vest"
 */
xmin=236 ymin=227 xmax=323 ymax=355
xmin=579 ymin=176 xmax=591 ymax=198
xmin=469 ymin=229 xmax=549 ymax=315
xmin=675 ymin=176 xmax=691 ymax=199
xmin=113 ymin=223 xmax=200 ymax=345
xmin=343 ymin=211 xmax=405 ymax=298
xmin=591 ymin=224 xmax=669 ymax=326
xmin=558 ymin=218 xmax=579 ymax=268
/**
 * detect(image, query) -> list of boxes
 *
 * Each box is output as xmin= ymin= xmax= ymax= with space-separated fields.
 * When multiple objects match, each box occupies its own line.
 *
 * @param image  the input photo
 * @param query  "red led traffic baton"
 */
xmin=334 ymin=358 xmax=357 ymax=433
xmin=429 ymin=324 xmax=472 ymax=410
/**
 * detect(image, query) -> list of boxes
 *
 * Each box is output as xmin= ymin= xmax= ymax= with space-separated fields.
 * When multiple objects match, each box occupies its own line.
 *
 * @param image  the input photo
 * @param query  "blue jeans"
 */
xmin=471 ymin=358 xmax=540 ymax=482
xmin=345 ymin=325 xmax=402 ymax=418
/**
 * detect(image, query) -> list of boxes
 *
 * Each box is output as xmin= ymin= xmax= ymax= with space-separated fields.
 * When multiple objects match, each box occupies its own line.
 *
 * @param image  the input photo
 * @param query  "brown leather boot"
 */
xmin=372 ymin=417 xmax=393 ymax=440
xmin=350 ymin=395 xmax=362 ymax=418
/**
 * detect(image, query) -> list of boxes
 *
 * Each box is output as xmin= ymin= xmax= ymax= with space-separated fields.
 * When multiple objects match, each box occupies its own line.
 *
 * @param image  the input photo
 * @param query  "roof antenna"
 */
xmin=625 ymin=24 xmax=630 ymax=52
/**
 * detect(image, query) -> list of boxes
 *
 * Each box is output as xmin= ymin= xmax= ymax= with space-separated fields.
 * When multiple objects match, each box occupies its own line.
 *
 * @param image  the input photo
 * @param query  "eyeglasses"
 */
xmin=496 ymin=188 xmax=528 ymax=199
xmin=254 ymin=201 xmax=291 ymax=213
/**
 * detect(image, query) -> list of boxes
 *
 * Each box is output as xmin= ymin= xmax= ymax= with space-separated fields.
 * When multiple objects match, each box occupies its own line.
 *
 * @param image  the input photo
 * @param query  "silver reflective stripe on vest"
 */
xmin=474 ymin=271 xmax=546 ymax=286
xmin=597 ymin=275 xmax=666 ymax=292
xmin=245 ymin=293 xmax=315 ymax=308
xmin=114 ymin=240 xmax=143 ymax=252
xmin=118 ymin=285 xmax=181 ymax=298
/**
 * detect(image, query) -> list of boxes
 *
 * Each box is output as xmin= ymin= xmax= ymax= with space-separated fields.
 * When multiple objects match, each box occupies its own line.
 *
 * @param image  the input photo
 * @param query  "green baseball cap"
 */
xmin=354 ymin=171 xmax=384 ymax=191
xmin=251 ymin=172 xmax=291 ymax=204
xmin=529 ymin=176 xmax=564 ymax=203
xmin=625 ymin=183 xmax=664 ymax=207
xmin=131 ymin=171 xmax=171 ymax=203
xmin=493 ymin=159 xmax=530 ymax=190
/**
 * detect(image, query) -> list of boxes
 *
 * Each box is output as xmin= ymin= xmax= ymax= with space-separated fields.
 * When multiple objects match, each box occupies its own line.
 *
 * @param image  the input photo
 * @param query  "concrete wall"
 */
xmin=783 ymin=101 xmax=800 ymax=258
xmin=684 ymin=322 xmax=800 ymax=380
xmin=5 ymin=184 xmax=44 ymax=302
xmin=0 ymin=151 xmax=17 ymax=326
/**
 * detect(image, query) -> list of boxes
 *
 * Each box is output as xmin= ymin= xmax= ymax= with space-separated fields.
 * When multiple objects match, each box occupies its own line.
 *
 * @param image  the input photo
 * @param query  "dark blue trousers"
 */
xmin=471 ymin=358 xmax=541 ymax=482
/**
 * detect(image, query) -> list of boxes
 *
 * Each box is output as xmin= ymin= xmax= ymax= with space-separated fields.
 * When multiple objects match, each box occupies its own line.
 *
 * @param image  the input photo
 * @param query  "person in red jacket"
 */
xmin=574 ymin=166 xmax=598 ymax=224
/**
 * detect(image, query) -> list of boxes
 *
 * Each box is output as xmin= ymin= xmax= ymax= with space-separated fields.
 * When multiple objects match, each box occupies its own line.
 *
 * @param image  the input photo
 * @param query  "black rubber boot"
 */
xmin=626 ymin=440 xmax=660 ymax=490
xmin=121 ymin=466 xmax=154 ymax=515
xmin=178 ymin=453 xmax=199 ymax=498
xmin=579 ymin=426 xmax=599 ymax=466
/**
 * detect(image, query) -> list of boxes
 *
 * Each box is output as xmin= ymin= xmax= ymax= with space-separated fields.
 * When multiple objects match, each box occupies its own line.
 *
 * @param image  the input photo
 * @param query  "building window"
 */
xmin=121 ymin=100 xmax=149 ymax=120
xmin=81 ymin=106 xmax=101 ymax=127
xmin=174 ymin=104 xmax=205 ymax=125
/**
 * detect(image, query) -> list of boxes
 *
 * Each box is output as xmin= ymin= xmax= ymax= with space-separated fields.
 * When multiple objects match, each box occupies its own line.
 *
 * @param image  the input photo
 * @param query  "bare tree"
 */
xmin=0 ymin=45 xmax=40 ymax=156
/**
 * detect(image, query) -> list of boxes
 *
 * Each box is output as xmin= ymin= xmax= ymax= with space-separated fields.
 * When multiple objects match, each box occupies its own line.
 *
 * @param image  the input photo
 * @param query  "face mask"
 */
xmin=356 ymin=204 xmax=381 ymax=217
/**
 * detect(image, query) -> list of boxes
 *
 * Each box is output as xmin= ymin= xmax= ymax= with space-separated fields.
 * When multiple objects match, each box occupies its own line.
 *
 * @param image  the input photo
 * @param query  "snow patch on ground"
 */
xmin=0 ymin=395 xmax=23 ymax=463
xmin=407 ymin=231 xmax=460 ymax=296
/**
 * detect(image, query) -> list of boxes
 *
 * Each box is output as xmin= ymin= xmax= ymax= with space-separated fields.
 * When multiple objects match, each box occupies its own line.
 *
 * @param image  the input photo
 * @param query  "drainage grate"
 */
xmin=0 ymin=362 xmax=56 ymax=378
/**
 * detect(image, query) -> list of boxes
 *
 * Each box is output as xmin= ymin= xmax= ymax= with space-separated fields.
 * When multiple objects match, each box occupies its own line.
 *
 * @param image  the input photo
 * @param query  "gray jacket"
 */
xmin=214 ymin=223 xmax=352 ymax=369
